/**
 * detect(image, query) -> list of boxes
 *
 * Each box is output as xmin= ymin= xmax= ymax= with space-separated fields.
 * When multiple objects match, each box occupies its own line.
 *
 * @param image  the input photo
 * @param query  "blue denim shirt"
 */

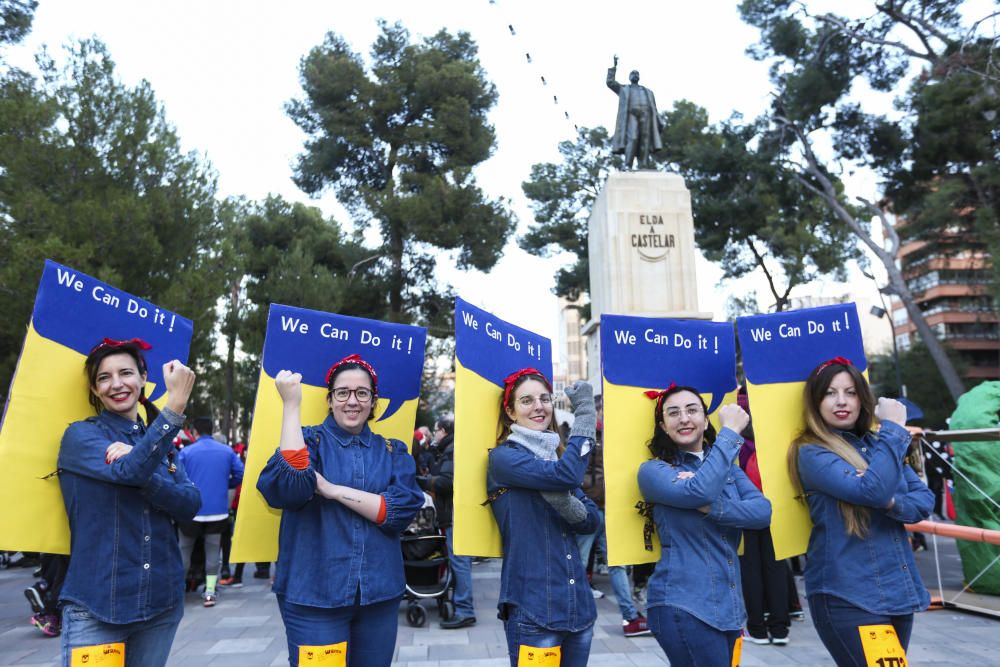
xmin=638 ymin=428 xmax=771 ymax=631
xmin=487 ymin=435 xmax=599 ymax=632
xmin=798 ymin=421 xmax=932 ymax=615
xmin=257 ymin=416 xmax=424 ymax=608
xmin=58 ymin=409 xmax=201 ymax=624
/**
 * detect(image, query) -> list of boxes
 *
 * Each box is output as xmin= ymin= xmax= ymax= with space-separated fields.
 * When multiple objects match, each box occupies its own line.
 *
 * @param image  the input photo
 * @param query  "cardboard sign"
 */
xmin=601 ymin=314 xmax=738 ymax=565
xmin=737 ymin=303 xmax=867 ymax=559
xmin=0 ymin=260 xmax=193 ymax=553
xmin=230 ymin=304 xmax=426 ymax=562
xmin=452 ymin=297 xmax=552 ymax=557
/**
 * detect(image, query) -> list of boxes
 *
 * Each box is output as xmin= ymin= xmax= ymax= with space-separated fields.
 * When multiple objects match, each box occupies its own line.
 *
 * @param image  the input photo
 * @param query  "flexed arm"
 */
xmin=607 ymin=54 xmax=622 ymax=94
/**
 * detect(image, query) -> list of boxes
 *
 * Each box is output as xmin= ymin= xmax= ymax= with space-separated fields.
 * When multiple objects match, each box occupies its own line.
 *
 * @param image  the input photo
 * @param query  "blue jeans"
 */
xmin=575 ymin=509 xmax=638 ymax=621
xmin=277 ymin=593 xmax=400 ymax=667
xmin=648 ymin=605 xmax=740 ymax=667
xmin=445 ymin=526 xmax=475 ymax=618
xmin=808 ymin=594 xmax=914 ymax=667
xmin=503 ymin=605 xmax=593 ymax=667
xmin=61 ymin=602 xmax=183 ymax=667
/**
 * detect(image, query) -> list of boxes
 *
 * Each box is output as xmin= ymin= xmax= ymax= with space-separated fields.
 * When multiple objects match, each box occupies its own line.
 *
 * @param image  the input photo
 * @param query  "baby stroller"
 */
xmin=401 ymin=492 xmax=454 ymax=627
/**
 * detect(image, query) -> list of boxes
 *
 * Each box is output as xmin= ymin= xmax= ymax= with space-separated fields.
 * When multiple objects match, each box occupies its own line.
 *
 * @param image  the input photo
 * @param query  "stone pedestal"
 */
xmin=584 ymin=171 xmax=712 ymax=385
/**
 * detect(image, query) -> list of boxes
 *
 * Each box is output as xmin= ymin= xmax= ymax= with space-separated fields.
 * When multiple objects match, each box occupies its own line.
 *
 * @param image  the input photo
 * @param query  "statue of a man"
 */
xmin=606 ymin=56 xmax=664 ymax=170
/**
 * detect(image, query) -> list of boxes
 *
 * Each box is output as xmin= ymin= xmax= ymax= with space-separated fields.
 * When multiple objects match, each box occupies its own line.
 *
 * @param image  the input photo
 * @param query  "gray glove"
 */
xmin=540 ymin=490 xmax=588 ymax=524
xmin=564 ymin=381 xmax=596 ymax=440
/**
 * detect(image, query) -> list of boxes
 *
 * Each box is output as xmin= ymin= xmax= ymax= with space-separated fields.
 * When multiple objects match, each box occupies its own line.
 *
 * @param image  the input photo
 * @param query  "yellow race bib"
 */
xmin=517 ymin=643 xmax=561 ymax=665
xmin=70 ymin=643 xmax=125 ymax=666
xmin=858 ymin=624 xmax=908 ymax=667
xmin=731 ymin=635 xmax=743 ymax=667
xmin=299 ymin=641 xmax=347 ymax=665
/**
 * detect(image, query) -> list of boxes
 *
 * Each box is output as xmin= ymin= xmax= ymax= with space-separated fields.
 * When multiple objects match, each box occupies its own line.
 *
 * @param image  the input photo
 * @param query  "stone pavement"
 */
xmin=1 ymin=540 xmax=998 ymax=666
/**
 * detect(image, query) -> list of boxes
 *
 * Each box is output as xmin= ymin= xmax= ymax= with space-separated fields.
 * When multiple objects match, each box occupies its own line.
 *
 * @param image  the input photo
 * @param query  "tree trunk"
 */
xmin=223 ymin=281 xmax=239 ymax=443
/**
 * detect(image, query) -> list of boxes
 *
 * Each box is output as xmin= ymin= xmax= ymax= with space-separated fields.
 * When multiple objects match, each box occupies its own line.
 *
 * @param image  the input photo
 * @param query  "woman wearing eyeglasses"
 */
xmin=637 ymin=385 xmax=771 ymax=667
xmin=257 ymin=354 xmax=424 ymax=667
xmin=486 ymin=368 xmax=599 ymax=667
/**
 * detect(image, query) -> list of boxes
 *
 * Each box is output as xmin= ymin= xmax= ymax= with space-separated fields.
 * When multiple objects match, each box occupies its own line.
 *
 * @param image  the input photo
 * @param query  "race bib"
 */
xmin=731 ymin=635 xmax=743 ymax=666
xmin=299 ymin=641 xmax=347 ymax=665
xmin=517 ymin=643 xmax=561 ymax=665
xmin=858 ymin=624 xmax=908 ymax=667
xmin=70 ymin=643 xmax=125 ymax=666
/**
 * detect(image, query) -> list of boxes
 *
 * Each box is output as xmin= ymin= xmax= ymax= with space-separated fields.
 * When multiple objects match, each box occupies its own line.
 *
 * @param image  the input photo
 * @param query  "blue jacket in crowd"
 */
xmin=177 ymin=434 xmax=244 ymax=517
xmin=257 ymin=416 xmax=424 ymax=608
xmin=487 ymin=435 xmax=599 ymax=632
xmin=798 ymin=420 xmax=933 ymax=615
xmin=58 ymin=409 xmax=201 ymax=624
xmin=638 ymin=428 xmax=771 ymax=631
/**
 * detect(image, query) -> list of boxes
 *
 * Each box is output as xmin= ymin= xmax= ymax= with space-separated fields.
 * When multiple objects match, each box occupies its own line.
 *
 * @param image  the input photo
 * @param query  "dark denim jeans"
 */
xmin=277 ymin=592 xmax=401 ymax=667
xmin=808 ymin=594 xmax=914 ymax=667
xmin=648 ymin=605 xmax=740 ymax=667
xmin=445 ymin=526 xmax=475 ymax=618
xmin=502 ymin=604 xmax=593 ymax=667
xmin=61 ymin=602 xmax=183 ymax=667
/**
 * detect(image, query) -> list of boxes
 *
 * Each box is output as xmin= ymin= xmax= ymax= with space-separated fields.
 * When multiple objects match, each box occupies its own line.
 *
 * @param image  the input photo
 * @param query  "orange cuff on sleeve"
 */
xmin=281 ymin=448 xmax=310 ymax=470
xmin=376 ymin=497 xmax=387 ymax=525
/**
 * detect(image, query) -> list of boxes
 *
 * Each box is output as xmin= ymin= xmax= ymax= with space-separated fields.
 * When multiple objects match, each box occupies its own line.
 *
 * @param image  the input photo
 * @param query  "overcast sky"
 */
xmin=9 ymin=0 xmax=966 ymax=353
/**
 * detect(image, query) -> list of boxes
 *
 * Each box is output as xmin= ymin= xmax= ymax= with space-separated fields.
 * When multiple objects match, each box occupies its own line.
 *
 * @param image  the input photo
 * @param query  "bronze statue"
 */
xmin=607 ymin=56 xmax=664 ymax=170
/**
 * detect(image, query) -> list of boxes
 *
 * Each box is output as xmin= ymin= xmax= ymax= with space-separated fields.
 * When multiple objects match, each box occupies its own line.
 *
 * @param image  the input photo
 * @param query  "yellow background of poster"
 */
xmin=452 ymin=358 xmax=504 ymax=557
xmin=0 ymin=325 xmax=167 ymax=554
xmin=603 ymin=379 xmax=738 ymax=566
xmin=230 ymin=368 xmax=418 ymax=563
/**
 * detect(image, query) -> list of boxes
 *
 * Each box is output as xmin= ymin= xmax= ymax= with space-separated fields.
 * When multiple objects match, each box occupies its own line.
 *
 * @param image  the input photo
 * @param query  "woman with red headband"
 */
xmin=637 ymin=384 xmax=770 ymax=667
xmin=788 ymin=358 xmax=932 ymax=666
xmin=486 ymin=368 xmax=599 ymax=667
xmin=58 ymin=338 xmax=199 ymax=666
xmin=257 ymin=354 xmax=424 ymax=667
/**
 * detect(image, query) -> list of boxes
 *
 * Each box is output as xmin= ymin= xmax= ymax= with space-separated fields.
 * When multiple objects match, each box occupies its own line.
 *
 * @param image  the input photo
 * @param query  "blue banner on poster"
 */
xmin=31 ymin=260 xmax=193 ymax=401
xmin=601 ymin=314 xmax=737 ymax=413
xmin=737 ymin=304 xmax=867 ymax=385
xmin=454 ymin=298 xmax=552 ymax=385
xmin=260 ymin=304 xmax=426 ymax=421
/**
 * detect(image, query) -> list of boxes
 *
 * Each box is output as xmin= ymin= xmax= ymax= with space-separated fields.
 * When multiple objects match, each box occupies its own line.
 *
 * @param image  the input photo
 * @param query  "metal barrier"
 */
xmin=907 ymin=427 xmax=1000 ymax=618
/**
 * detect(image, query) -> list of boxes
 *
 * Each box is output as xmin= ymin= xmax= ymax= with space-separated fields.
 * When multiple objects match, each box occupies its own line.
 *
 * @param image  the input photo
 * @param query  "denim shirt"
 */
xmin=58 ymin=409 xmax=201 ymax=624
xmin=798 ymin=420 xmax=933 ymax=615
xmin=637 ymin=428 xmax=771 ymax=631
xmin=257 ymin=416 xmax=424 ymax=608
xmin=487 ymin=435 xmax=599 ymax=632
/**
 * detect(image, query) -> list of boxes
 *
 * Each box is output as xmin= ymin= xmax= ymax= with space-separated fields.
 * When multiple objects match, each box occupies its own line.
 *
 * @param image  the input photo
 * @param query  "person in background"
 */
xmin=735 ymin=387 xmax=791 ymax=646
xmin=417 ymin=414 xmax=477 ymax=628
xmin=788 ymin=357 xmax=933 ymax=666
xmin=577 ymin=394 xmax=651 ymax=637
xmin=177 ymin=416 xmax=245 ymax=607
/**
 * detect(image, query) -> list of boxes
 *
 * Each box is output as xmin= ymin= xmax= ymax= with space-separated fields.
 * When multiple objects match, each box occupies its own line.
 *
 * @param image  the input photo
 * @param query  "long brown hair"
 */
xmin=787 ymin=361 xmax=875 ymax=538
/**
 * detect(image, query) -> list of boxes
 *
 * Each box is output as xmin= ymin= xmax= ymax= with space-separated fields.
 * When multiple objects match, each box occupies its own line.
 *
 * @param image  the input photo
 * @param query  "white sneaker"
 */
xmin=590 ymin=587 xmax=604 ymax=599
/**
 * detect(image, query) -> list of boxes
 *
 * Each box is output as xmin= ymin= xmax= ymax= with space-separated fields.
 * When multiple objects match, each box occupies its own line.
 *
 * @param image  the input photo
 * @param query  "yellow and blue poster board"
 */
xmin=231 ymin=304 xmax=426 ymax=562
xmin=601 ymin=314 xmax=738 ymax=566
xmin=737 ymin=303 xmax=867 ymax=559
xmin=0 ymin=259 xmax=193 ymax=553
xmin=453 ymin=297 xmax=552 ymax=557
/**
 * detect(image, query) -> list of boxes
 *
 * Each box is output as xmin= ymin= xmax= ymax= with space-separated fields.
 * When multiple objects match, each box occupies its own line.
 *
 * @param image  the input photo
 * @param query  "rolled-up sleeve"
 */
xmin=489 ymin=436 xmax=590 ymax=491
xmin=379 ymin=440 xmax=424 ymax=534
xmin=638 ymin=429 xmax=742 ymax=509
xmin=257 ymin=447 xmax=317 ymax=511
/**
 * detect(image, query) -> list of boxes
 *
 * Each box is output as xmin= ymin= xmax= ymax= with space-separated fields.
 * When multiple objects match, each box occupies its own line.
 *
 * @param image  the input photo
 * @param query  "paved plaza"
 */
xmin=1 ymin=538 xmax=998 ymax=666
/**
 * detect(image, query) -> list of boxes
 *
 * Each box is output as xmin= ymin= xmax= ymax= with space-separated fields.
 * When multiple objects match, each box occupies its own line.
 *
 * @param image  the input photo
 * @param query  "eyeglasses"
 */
xmin=331 ymin=387 xmax=373 ymax=403
xmin=664 ymin=406 xmax=703 ymax=420
xmin=516 ymin=394 xmax=553 ymax=408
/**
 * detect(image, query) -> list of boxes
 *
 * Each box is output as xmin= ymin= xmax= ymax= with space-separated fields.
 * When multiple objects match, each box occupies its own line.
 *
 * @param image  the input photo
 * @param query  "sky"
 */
xmin=5 ymin=0 xmax=925 ymax=355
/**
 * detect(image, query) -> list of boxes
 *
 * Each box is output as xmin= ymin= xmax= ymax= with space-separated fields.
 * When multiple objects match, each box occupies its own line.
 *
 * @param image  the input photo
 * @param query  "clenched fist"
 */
xmin=717 ymin=403 xmax=750 ymax=435
xmin=275 ymin=370 xmax=303 ymax=404
xmin=874 ymin=397 xmax=907 ymax=426
xmin=163 ymin=360 xmax=195 ymax=414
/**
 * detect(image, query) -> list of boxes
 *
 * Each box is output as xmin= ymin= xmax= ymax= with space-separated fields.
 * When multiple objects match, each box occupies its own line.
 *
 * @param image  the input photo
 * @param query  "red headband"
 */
xmin=814 ymin=356 xmax=853 ymax=374
xmin=502 ymin=368 xmax=551 ymax=408
xmin=644 ymin=383 xmax=677 ymax=414
xmin=90 ymin=337 xmax=153 ymax=354
xmin=325 ymin=354 xmax=378 ymax=390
